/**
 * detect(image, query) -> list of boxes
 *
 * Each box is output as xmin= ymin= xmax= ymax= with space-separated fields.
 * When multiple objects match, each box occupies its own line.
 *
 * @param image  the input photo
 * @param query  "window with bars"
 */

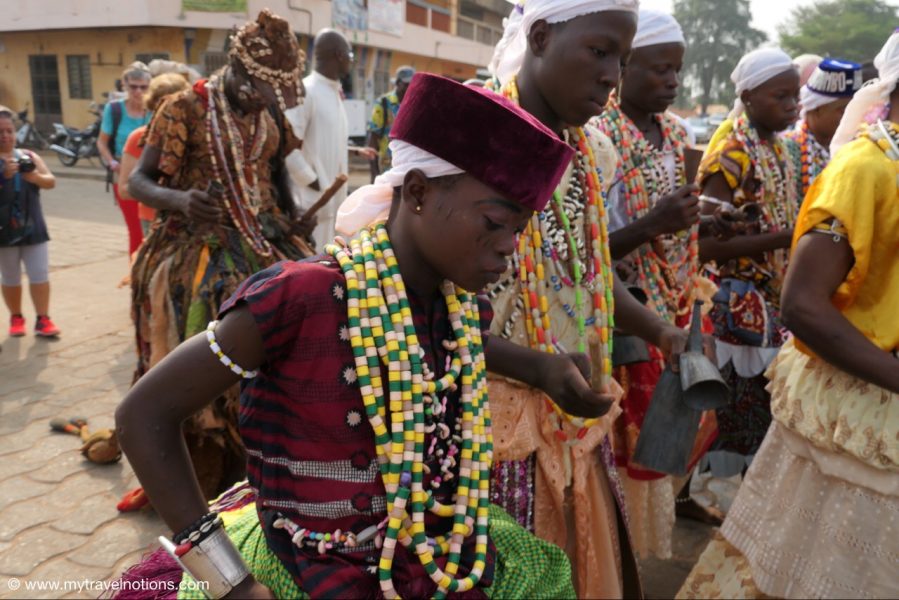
xmin=202 ymin=51 xmax=229 ymax=76
xmin=66 ymin=55 xmax=92 ymax=100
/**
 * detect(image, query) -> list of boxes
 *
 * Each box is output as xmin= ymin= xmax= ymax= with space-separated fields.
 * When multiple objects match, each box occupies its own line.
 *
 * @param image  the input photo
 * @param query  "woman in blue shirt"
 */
xmin=97 ymin=62 xmax=151 ymax=258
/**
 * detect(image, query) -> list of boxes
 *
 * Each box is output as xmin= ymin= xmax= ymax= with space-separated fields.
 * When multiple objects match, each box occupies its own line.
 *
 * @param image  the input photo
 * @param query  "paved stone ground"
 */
xmin=0 ymin=172 xmax=728 ymax=599
xmin=0 ymin=176 xmax=167 ymax=599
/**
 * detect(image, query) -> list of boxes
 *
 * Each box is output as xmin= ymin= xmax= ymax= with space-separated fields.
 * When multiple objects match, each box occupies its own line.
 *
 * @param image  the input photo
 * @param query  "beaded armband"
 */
xmin=173 ymin=512 xmax=221 ymax=545
xmin=206 ymin=320 xmax=258 ymax=379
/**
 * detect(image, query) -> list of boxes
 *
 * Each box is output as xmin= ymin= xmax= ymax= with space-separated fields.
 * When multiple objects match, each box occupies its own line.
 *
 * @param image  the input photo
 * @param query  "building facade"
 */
xmin=0 ymin=0 xmax=507 ymax=129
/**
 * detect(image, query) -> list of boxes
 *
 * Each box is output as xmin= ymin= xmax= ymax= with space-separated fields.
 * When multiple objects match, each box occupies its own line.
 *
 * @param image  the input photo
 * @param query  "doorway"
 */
xmin=28 ymin=55 xmax=62 ymax=132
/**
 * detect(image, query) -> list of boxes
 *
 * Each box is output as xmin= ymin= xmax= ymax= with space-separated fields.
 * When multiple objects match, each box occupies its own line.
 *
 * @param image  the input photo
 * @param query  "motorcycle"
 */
xmin=49 ymin=102 xmax=105 ymax=167
xmin=15 ymin=104 xmax=50 ymax=150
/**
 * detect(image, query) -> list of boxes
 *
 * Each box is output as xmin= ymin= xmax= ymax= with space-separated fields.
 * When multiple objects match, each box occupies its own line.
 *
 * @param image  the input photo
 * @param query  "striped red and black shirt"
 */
xmin=219 ymin=256 xmax=495 ymax=598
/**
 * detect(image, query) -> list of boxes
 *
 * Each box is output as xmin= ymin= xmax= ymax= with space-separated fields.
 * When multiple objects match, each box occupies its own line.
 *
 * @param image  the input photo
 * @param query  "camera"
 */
xmin=17 ymin=155 xmax=36 ymax=174
xmin=0 ymin=155 xmax=36 ymax=174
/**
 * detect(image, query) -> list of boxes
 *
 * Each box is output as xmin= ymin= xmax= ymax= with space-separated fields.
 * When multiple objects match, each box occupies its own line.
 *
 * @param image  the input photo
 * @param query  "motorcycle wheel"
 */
xmin=58 ymin=140 xmax=79 ymax=167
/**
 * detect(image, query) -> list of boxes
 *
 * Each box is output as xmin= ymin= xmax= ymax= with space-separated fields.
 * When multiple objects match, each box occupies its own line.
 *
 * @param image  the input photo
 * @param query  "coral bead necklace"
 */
xmin=597 ymin=94 xmax=699 ymax=322
xmin=786 ymin=120 xmax=829 ymax=199
xmin=326 ymin=224 xmax=492 ymax=599
xmin=205 ymin=73 xmax=273 ymax=257
xmin=731 ymin=112 xmax=798 ymax=285
xmin=500 ymin=77 xmax=615 ymax=440
xmin=733 ymin=112 xmax=797 ymax=233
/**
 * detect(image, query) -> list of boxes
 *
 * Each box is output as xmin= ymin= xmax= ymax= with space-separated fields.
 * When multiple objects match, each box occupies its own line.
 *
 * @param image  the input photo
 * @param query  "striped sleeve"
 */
xmin=218 ymin=260 xmax=323 ymax=366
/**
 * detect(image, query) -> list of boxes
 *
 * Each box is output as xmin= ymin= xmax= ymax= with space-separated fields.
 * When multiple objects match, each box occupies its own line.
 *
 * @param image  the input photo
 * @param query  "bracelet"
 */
xmin=206 ymin=320 xmax=258 ymax=379
xmin=173 ymin=512 xmax=220 ymax=545
xmin=810 ymin=219 xmax=848 ymax=244
xmin=698 ymin=194 xmax=734 ymax=210
xmin=159 ymin=526 xmax=250 ymax=599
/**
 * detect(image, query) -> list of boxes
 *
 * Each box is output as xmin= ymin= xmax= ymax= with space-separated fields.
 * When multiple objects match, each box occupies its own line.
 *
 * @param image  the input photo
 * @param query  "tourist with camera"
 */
xmin=0 ymin=108 xmax=59 ymax=337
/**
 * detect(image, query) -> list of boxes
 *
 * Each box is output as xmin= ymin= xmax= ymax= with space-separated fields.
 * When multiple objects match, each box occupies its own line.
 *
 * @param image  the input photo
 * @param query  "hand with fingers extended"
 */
xmin=535 ymin=353 xmax=615 ymax=419
xmin=352 ymin=146 xmax=379 ymax=161
xmin=180 ymin=188 xmax=223 ymax=224
xmin=2 ymin=158 xmax=19 ymax=179
xmin=648 ymin=184 xmax=701 ymax=235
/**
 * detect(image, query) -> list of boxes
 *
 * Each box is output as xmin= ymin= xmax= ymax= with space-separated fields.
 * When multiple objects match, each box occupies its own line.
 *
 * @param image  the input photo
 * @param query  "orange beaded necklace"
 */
xmin=501 ymin=78 xmax=615 ymax=440
xmin=596 ymin=93 xmax=700 ymax=322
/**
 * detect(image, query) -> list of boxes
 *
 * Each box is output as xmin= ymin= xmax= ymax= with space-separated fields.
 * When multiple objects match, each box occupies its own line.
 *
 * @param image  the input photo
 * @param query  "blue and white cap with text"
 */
xmin=806 ymin=58 xmax=864 ymax=97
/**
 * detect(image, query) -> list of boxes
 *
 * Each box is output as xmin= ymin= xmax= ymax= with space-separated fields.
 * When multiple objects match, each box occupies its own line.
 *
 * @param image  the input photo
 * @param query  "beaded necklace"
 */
xmin=205 ymin=74 xmax=273 ymax=257
xmin=498 ymin=78 xmax=615 ymax=440
xmin=786 ymin=120 xmax=829 ymax=198
xmin=597 ymin=94 xmax=699 ymax=322
xmin=721 ymin=113 xmax=798 ymax=292
xmin=732 ymin=112 xmax=798 ymax=233
xmin=326 ymin=224 xmax=492 ymax=600
xmin=863 ymin=120 xmax=899 ymax=182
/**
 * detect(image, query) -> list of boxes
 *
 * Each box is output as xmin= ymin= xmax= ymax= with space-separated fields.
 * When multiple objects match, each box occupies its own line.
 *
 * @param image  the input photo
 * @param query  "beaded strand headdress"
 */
xmin=229 ymin=9 xmax=305 ymax=112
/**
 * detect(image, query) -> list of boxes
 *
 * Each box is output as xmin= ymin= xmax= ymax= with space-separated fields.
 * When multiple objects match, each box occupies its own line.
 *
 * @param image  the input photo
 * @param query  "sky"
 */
xmin=640 ymin=0 xmax=899 ymax=42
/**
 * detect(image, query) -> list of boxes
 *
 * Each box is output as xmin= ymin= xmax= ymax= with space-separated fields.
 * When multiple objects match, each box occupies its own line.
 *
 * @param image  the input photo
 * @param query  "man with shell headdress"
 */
xmin=126 ymin=9 xmax=313 ymax=501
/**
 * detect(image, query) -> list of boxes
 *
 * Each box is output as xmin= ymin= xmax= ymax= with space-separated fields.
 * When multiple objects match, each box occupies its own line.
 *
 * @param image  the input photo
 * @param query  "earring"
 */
xmin=415 ymin=205 xmax=422 ymax=213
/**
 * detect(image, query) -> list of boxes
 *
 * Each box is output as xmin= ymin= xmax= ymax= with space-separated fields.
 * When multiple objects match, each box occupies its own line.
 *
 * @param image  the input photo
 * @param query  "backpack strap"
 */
xmin=108 ymin=100 xmax=124 ymax=158
xmin=12 ymin=150 xmax=24 ymax=194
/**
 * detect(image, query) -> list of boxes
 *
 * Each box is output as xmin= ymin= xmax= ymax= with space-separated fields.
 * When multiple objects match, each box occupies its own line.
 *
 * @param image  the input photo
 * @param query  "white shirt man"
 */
xmin=285 ymin=71 xmax=349 ymax=249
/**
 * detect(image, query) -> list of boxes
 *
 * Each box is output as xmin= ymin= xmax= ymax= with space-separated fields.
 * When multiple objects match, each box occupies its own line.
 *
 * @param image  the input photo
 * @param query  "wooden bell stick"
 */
xmin=301 ymin=174 xmax=349 ymax=223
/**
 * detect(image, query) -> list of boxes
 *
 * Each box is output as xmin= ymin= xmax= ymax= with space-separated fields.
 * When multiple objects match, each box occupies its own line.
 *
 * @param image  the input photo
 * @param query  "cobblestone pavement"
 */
xmin=0 ymin=174 xmax=726 ymax=599
xmin=0 ymin=177 xmax=166 ymax=599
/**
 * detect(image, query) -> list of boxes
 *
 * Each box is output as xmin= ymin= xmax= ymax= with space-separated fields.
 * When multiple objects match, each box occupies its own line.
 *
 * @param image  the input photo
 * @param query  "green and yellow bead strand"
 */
xmin=328 ymin=225 xmax=493 ymax=598
xmin=378 ymin=231 xmax=486 ymax=564
xmin=331 ymin=242 xmax=392 ymax=464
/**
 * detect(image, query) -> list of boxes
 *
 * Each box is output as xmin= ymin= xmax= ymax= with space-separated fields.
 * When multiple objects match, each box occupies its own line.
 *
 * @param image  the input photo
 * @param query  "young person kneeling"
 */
xmin=114 ymin=73 xmax=612 ymax=599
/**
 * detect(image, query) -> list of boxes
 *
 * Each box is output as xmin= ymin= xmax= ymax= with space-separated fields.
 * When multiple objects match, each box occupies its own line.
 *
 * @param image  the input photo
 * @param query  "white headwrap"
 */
xmin=728 ymin=47 xmax=796 ymax=119
xmin=335 ymin=140 xmax=464 ymax=236
xmin=831 ymin=30 xmax=899 ymax=154
xmin=489 ymin=0 xmax=640 ymax=87
xmin=799 ymin=86 xmax=841 ymax=118
xmin=632 ymin=9 xmax=684 ymax=49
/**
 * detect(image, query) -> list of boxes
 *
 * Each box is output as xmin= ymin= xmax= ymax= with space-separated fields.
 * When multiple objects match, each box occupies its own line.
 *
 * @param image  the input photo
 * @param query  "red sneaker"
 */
xmin=9 ymin=315 xmax=25 ymax=337
xmin=35 ymin=315 xmax=60 ymax=337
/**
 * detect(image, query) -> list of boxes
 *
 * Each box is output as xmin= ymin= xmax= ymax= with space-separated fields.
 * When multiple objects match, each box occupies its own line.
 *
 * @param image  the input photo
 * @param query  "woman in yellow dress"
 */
xmin=678 ymin=31 xmax=899 ymax=600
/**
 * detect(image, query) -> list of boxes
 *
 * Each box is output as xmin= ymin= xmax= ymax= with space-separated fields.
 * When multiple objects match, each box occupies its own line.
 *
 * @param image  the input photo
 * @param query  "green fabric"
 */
xmin=485 ymin=505 xmax=576 ymax=599
xmin=178 ymin=505 xmax=574 ymax=599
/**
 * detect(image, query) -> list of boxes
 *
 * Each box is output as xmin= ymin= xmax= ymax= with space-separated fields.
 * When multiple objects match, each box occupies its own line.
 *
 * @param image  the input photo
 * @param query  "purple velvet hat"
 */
xmin=389 ymin=73 xmax=573 ymax=213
